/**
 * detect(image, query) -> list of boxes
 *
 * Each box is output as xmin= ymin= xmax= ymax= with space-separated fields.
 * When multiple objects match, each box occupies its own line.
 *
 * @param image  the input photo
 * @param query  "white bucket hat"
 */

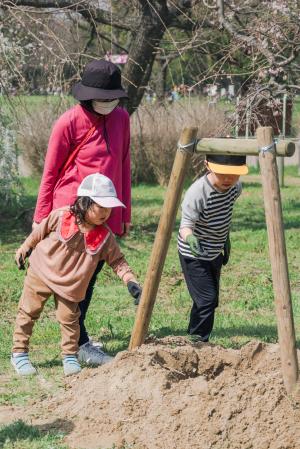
xmin=77 ymin=173 xmax=125 ymax=208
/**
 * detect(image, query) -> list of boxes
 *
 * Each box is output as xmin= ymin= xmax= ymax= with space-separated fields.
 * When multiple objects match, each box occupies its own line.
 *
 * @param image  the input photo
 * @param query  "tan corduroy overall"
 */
xmin=12 ymin=266 xmax=80 ymax=355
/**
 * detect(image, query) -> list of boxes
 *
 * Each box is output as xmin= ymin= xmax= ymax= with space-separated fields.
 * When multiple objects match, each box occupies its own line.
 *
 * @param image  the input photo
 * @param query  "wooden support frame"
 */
xmin=129 ymin=127 xmax=198 ymax=349
xmin=196 ymin=138 xmax=295 ymax=156
xmin=257 ymin=127 xmax=298 ymax=394
xmin=129 ymin=127 xmax=298 ymax=395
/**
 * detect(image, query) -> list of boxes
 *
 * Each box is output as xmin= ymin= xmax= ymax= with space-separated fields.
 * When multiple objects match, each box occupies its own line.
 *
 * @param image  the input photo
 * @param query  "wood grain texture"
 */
xmin=129 ymin=127 xmax=198 ymax=350
xmin=197 ymin=137 xmax=295 ymax=157
xmin=257 ymin=126 xmax=299 ymax=395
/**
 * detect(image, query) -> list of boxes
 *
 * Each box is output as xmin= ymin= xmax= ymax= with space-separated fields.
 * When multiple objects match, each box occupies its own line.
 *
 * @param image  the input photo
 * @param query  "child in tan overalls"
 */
xmin=11 ymin=173 xmax=142 ymax=376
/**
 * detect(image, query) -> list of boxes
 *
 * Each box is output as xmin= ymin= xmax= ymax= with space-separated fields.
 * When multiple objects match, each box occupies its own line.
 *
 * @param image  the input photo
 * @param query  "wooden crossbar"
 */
xmin=196 ymin=137 xmax=295 ymax=156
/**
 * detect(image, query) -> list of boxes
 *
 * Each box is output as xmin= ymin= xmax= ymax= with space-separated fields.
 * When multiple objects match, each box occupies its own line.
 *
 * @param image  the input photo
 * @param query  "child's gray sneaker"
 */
xmin=89 ymin=338 xmax=103 ymax=349
xmin=63 ymin=355 xmax=81 ymax=376
xmin=11 ymin=353 xmax=37 ymax=376
xmin=78 ymin=341 xmax=113 ymax=366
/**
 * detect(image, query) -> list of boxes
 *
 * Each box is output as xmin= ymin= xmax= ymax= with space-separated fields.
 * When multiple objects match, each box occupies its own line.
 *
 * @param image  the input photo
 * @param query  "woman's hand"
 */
xmin=121 ymin=222 xmax=131 ymax=238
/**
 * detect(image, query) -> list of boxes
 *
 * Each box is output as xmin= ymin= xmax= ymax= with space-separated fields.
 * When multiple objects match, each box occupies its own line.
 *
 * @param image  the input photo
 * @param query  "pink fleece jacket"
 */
xmin=33 ymin=104 xmax=131 ymax=236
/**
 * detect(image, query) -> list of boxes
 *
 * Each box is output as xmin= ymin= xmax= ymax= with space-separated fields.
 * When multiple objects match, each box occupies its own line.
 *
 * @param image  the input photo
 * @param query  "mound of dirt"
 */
xmin=36 ymin=338 xmax=299 ymax=449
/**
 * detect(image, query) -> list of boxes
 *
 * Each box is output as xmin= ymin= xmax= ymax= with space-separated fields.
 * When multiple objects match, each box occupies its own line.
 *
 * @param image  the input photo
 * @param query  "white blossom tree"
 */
xmin=1 ymin=0 xmax=300 ymax=113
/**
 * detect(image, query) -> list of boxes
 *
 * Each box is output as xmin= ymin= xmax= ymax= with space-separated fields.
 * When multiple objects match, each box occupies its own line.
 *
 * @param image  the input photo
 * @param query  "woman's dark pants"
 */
xmin=179 ymin=252 xmax=223 ymax=342
xmin=78 ymin=260 xmax=105 ymax=347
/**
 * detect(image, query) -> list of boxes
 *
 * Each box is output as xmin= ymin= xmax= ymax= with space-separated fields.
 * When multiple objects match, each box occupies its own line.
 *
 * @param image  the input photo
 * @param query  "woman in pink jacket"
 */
xmin=33 ymin=59 xmax=131 ymax=365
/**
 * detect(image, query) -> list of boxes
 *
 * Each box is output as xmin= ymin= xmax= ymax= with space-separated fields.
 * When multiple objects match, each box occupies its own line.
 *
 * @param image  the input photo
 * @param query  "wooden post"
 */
xmin=129 ymin=127 xmax=198 ymax=350
xmin=257 ymin=126 xmax=299 ymax=394
xmin=197 ymin=138 xmax=295 ymax=156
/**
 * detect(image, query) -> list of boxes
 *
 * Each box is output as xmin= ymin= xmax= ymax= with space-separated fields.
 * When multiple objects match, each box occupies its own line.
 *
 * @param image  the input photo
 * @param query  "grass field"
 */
xmin=0 ymin=169 xmax=299 ymax=448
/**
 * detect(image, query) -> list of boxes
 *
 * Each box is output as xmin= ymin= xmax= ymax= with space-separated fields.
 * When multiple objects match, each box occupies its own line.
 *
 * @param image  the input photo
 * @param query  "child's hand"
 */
xmin=15 ymin=247 xmax=31 ymax=270
xmin=127 ymin=281 xmax=142 ymax=305
xmin=186 ymin=235 xmax=207 ymax=257
xmin=222 ymin=234 xmax=231 ymax=266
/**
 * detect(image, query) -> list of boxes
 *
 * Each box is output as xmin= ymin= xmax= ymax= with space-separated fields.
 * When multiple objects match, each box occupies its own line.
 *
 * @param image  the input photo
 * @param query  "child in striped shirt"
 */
xmin=178 ymin=155 xmax=248 ymax=342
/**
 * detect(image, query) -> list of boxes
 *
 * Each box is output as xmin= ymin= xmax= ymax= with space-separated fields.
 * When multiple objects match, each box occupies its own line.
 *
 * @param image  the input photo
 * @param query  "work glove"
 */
xmin=15 ymin=247 xmax=32 ymax=270
xmin=186 ymin=234 xmax=207 ymax=258
xmin=222 ymin=234 xmax=231 ymax=266
xmin=127 ymin=281 xmax=142 ymax=306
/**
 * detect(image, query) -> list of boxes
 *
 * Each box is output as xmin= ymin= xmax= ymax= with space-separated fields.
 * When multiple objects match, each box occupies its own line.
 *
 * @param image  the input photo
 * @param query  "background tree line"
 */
xmin=1 ymin=0 xmax=300 ymax=113
xmin=1 ymin=0 xmax=300 ymax=202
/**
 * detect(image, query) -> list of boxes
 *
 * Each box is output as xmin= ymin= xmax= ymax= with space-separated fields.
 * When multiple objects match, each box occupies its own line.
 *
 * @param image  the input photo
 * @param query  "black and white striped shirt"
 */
xmin=178 ymin=174 xmax=242 ymax=260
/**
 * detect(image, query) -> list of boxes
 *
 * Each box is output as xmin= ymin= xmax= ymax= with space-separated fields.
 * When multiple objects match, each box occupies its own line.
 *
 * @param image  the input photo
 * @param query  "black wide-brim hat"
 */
xmin=72 ymin=59 xmax=128 ymax=101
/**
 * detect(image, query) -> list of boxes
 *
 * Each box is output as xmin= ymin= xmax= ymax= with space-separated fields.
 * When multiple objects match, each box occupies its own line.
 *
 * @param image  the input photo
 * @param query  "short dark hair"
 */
xmin=70 ymin=196 xmax=95 ymax=224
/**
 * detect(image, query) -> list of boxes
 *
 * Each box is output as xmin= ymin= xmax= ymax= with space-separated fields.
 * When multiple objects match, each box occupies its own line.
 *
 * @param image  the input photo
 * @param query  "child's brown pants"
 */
xmin=12 ymin=266 xmax=80 ymax=355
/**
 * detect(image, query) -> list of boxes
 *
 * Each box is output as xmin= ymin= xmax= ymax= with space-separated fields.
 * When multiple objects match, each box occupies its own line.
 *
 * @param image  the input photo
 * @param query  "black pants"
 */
xmin=78 ymin=260 xmax=105 ymax=347
xmin=179 ymin=252 xmax=223 ymax=342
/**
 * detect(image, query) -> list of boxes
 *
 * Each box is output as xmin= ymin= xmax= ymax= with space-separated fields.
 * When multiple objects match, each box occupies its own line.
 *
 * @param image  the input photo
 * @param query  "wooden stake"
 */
xmin=257 ymin=126 xmax=299 ymax=394
xmin=129 ymin=127 xmax=198 ymax=350
xmin=197 ymin=137 xmax=295 ymax=156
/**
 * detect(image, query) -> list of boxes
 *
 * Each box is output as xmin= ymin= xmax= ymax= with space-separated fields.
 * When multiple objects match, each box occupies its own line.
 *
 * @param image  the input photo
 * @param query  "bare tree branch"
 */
xmin=2 ymin=0 xmax=135 ymax=30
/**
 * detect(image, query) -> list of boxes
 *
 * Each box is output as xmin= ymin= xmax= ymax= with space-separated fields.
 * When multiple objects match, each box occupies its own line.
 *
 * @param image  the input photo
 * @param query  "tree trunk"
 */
xmin=155 ymin=58 xmax=168 ymax=101
xmin=3 ymin=0 xmax=172 ymax=114
xmin=123 ymin=3 xmax=168 ymax=114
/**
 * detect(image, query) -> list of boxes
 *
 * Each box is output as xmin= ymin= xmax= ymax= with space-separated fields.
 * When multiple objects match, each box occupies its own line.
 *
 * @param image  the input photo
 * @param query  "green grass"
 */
xmin=292 ymin=98 xmax=300 ymax=126
xmin=0 ymin=420 xmax=68 ymax=449
xmin=0 ymin=174 xmax=299 ymax=448
xmin=0 ymin=95 xmax=75 ymax=130
xmin=0 ymin=95 xmax=74 ymax=113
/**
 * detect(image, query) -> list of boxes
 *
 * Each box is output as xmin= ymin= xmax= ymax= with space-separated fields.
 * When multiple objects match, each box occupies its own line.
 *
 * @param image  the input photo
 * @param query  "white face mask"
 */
xmin=92 ymin=99 xmax=119 ymax=115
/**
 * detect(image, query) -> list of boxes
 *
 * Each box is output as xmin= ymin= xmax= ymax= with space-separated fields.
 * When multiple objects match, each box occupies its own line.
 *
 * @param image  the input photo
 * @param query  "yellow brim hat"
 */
xmin=207 ymin=161 xmax=248 ymax=175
